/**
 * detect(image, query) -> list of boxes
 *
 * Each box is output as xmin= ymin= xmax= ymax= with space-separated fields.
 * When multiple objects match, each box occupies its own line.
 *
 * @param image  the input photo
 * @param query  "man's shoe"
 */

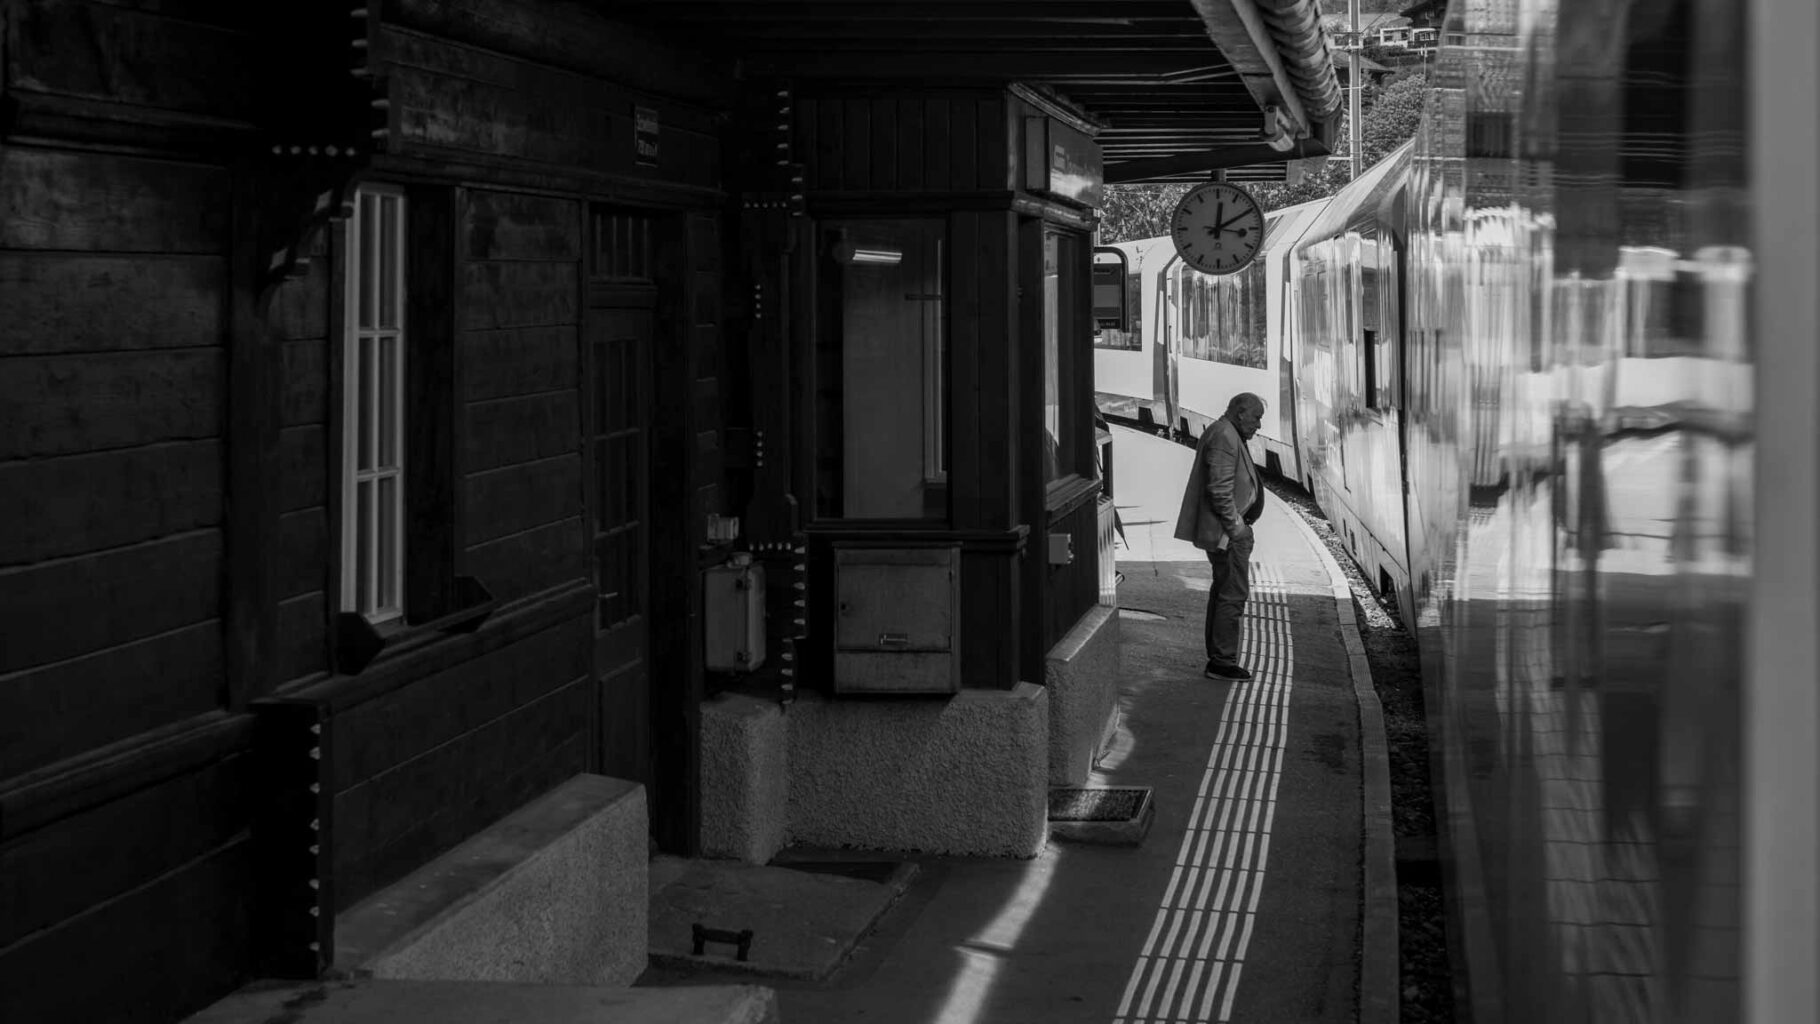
xmin=1204 ymin=661 xmax=1253 ymax=681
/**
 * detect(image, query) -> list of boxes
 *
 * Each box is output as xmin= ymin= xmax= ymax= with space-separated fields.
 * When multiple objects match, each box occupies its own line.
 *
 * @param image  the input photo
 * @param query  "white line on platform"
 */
xmin=1109 ymin=569 xmax=1295 ymax=1023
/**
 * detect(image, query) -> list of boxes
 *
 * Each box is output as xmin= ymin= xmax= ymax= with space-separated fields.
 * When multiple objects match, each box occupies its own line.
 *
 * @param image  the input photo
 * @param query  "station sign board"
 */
xmin=635 ymin=105 xmax=660 ymax=167
xmin=1024 ymin=116 xmax=1103 ymax=207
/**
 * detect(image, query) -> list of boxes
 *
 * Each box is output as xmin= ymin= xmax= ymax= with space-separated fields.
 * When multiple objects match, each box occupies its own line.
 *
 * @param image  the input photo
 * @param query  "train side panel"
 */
xmin=1288 ymin=146 xmax=1416 ymax=617
xmin=1404 ymin=0 xmax=1759 ymax=1021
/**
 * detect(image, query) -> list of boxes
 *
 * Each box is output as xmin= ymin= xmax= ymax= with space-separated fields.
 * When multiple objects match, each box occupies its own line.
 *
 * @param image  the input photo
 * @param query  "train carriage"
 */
xmin=1093 ymin=197 xmax=1327 ymax=481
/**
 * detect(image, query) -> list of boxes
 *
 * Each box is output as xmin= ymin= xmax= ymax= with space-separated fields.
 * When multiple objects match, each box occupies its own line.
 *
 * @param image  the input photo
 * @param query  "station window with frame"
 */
xmin=340 ymin=186 xmax=407 ymax=624
xmin=827 ymin=218 xmax=948 ymax=520
xmin=1042 ymin=228 xmax=1090 ymax=487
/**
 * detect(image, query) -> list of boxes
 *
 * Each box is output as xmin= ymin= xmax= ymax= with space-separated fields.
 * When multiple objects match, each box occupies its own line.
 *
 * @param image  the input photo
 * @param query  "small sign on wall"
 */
xmin=634 ymin=106 xmax=661 ymax=167
xmin=1024 ymin=116 xmax=1104 ymax=207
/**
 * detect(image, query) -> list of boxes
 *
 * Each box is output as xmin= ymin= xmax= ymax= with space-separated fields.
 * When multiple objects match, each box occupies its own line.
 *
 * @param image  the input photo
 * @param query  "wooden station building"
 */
xmin=0 ymin=2 xmax=1338 ymax=1020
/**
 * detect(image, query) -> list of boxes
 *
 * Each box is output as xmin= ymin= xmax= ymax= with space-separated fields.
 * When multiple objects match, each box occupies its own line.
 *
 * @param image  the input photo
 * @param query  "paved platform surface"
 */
xmin=648 ymin=855 xmax=917 ymax=980
xmin=183 ymin=978 xmax=779 ymax=1024
xmin=639 ymin=425 xmax=1393 ymax=1024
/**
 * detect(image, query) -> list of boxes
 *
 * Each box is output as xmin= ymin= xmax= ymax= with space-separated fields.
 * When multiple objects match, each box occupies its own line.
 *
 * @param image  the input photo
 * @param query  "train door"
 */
xmin=1390 ymin=229 xmax=1418 ymax=627
xmin=1163 ymin=262 xmax=1181 ymax=438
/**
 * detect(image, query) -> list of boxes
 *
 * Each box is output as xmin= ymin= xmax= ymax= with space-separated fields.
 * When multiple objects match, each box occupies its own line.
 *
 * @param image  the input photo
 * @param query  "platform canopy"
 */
xmin=608 ymin=0 xmax=1342 ymax=183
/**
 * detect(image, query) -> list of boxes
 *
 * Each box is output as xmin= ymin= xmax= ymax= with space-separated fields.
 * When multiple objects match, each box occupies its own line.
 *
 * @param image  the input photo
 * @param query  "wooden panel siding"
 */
xmin=459 ymin=261 xmax=578 ymax=331
xmin=0 ymin=835 xmax=256 ymax=1024
xmin=0 ymin=749 xmax=253 ymax=948
xmin=329 ymin=614 xmax=590 ymax=793
xmin=0 ymin=254 xmax=222 ymax=354
xmin=947 ymin=211 xmax=983 ymax=525
xmin=795 ymin=92 xmax=1010 ymax=193
xmin=379 ymin=0 xmax=729 ymax=105
xmin=463 ymin=455 xmax=583 ymax=546
xmin=456 ymin=187 xmax=585 ymax=610
xmin=463 ymin=191 xmax=582 ymax=261
xmin=0 ymin=440 xmax=222 ymax=566
xmin=278 ymin=425 xmax=327 ymax=512
xmin=277 ymin=509 xmax=327 ymax=601
xmin=0 ymin=149 xmax=227 ymax=253
xmin=460 ymin=325 xmax=579 ymax=400
xmin=0 ymin=622 xmax=222 ymax=779
xmin=280 ymin=338 xmax=328 ymax=427
xmin=464 ymin=516 xmax=586 ymax=604
xmin=960 ymin=547 xmax=1019 ymax=687
xmin=271 ymin=242 xmax=331 ymax=343
xmin=379 ymin=33 xmax=719 ymax=191
xmin=333 ymin=670 xmax=591 ymax=910
xmin=270 ymin=233 xmax=330 ymax=684
xmin=896 ymin=98 xmax=925 ymax=190
xmin=464 ymin=391 xmax=578 ymax=472
xmin=4 ymin=0 xmax=258 ymax=120
xmin=0 ymin=530 xmax=222 ymax=675
xmin=1045 ymin=494 xmax=1104 ymax=653
xmin=0 ymin=349 xmax=223 ymax=460
xmin=275 ymin=592 xmax=327 ymax=685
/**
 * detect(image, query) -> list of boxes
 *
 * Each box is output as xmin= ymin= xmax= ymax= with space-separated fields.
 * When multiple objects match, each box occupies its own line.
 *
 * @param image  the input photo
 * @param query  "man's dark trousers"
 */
xmin=1205 ymin=532 xmax=1254 ymax=667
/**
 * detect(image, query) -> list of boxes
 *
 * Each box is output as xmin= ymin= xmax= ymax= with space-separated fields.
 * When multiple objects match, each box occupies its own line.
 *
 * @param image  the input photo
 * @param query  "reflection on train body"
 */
xmin=1403 ymin=1 xmax=1758 ymax=1021
xmin=1094 ymin=2 xmax=1811 ymax=1015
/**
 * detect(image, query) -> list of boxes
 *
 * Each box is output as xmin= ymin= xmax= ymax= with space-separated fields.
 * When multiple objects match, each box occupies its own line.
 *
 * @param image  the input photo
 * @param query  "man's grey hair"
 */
xmin=1225 ymin=392 xmax=1265 ymax=416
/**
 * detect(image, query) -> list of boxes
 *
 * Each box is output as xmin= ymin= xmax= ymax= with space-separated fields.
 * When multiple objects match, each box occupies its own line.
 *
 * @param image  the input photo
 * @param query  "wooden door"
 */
xmin=586 ymin=210 xmax=656 ymax=790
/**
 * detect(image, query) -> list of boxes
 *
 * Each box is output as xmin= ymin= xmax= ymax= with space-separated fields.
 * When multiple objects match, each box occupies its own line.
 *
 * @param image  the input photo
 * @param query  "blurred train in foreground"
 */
xmin=1098 ymin=1 xmax=1817 ymax=1021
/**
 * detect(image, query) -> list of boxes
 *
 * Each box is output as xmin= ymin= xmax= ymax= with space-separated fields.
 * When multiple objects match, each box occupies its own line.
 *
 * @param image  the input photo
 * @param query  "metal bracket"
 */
xmin=691 ymin=923 xmax=755 ymax=962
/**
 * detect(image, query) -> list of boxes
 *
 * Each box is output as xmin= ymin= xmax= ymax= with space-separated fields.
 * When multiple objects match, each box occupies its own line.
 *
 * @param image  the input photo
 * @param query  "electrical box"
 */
xmin=704 ymin=555 xmax=766 ymax=672
xmin=833 ymin=547 xmax=960 ymax=695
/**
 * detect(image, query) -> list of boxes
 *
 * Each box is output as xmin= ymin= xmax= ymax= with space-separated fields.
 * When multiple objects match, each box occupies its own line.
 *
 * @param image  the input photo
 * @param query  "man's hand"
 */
xmin=1229 ymin=521 xmax=1253 ymax=545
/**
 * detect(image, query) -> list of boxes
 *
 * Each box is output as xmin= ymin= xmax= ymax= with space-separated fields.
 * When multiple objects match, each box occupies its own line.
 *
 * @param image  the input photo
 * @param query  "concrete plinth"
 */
xmin=1044 ymin=603 xmax=1122 ymax=786
xmin=335 ymin=774 xmax=648 ymax=986
xmin=786 ymin=682 xmax=1050 ymax=857
xmin=701 ymin=693 xmax=789 ymax=864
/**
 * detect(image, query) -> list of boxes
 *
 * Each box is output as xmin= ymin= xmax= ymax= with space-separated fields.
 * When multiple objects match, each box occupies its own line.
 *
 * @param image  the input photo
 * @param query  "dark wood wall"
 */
xmin=458 ymin=190 xmax=587 ymax=603
xmin=1 ymin=0 xmax=730 ymax=1019
xmin=274 ymin=239 xmax=334 ymax=684
xmin=0 ymin=3 xmax=260 ymax=1020
xmin=795 ymin=90 xmax=1018 ymax=193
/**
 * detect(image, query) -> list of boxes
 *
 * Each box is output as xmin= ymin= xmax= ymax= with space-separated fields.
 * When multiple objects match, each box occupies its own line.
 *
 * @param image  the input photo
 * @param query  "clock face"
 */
xmin=1170 ymin=182 xmax=1265 ymax=275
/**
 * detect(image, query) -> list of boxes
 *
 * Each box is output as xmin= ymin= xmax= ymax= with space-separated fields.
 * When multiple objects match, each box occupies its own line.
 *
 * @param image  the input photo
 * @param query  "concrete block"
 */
xmin=182 ymin=979 xmax=780 ymax=1024
xmin=786 ymin=682 xmax=1049 ymax=857
xmin=1044 ymin=604 xmax=1122 ymax=786
xmin=335 ymin=774 xmax=648 ymax=986
xmin=701 ymin=693 xmax=789 ymax=864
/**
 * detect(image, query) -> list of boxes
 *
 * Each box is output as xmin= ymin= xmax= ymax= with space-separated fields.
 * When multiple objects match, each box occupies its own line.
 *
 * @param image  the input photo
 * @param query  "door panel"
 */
xmin=586 ymin=300 xmax=653 ymax=788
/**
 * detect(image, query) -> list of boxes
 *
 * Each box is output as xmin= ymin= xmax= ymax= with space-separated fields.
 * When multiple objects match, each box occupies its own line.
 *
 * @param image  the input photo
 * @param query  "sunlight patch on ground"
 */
xmin=929 ymin=851 xmax=1060 ymax=1023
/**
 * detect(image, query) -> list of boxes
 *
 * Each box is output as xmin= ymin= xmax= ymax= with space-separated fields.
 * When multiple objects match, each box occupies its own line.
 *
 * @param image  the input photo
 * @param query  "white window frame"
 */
xmin=339 ymin=186 xmax=408 ymax=625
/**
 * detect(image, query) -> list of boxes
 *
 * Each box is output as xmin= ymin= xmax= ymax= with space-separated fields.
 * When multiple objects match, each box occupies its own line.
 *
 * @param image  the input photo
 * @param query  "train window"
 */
xmin=828 ymin=217 xmax=949 ymax=519
xmin=1093 ymin=254 xmax=1142 ymax=351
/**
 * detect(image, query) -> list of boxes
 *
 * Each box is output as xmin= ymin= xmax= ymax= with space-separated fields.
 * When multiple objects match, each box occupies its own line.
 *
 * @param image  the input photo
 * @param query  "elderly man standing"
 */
xmin=1174 ymin=393 xmax=1266 ymax=680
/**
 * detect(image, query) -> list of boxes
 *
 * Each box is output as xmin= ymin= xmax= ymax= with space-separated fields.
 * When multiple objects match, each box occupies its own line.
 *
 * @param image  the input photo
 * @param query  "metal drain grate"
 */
xmin=1049 ymin=787 xmax=1149 ymax=822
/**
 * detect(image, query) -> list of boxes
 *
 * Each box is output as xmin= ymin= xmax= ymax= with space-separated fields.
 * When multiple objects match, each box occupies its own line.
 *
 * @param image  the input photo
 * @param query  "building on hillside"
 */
xmin=0 ymin=2 xmax=1338 ymax=1021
